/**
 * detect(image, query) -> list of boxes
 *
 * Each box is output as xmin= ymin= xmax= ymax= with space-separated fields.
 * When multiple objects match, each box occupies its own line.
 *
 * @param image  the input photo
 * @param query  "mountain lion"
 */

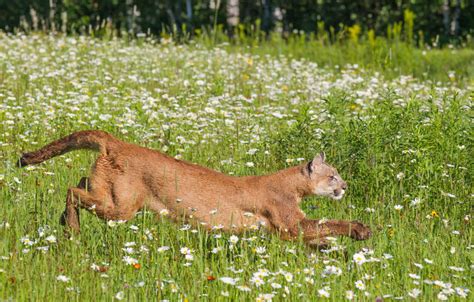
xmin=18 ymin=130 xmax=371 ymax=247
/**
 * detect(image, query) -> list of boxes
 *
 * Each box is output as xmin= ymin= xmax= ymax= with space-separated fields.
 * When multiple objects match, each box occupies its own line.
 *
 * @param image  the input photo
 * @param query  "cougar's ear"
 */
xmin=314 ymin=152 xmax=325 ymax=165
xmin=307 ymin=152 xmax=325 ymax=175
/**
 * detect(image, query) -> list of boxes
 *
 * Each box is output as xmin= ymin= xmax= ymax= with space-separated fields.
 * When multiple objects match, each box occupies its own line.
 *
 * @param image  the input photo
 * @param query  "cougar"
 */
xmin=18 ymin=130 xmax=371 ymax=247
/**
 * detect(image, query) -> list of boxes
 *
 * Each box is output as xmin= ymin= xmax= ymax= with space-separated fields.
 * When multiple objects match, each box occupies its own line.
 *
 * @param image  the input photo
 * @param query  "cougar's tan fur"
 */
xmin=18 ymin=130 xmax=371 ymax=247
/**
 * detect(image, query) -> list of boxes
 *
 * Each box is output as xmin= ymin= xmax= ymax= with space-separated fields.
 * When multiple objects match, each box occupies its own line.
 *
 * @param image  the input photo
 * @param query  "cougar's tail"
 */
xmin=17 ymin=130 xmax=116 ymax=167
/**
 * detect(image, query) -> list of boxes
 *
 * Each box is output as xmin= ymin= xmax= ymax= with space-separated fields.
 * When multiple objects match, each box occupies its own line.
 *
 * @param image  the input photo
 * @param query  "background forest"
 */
xmin=1 ymin=0 xmax=473 ymax=45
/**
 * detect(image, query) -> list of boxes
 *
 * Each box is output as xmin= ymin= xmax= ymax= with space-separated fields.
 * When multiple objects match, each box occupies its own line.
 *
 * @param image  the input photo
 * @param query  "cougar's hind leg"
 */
xmin=61 ymin=177 xmax=90 ymax=235
xmin=67 ymin=180 xmax=141 ymax=222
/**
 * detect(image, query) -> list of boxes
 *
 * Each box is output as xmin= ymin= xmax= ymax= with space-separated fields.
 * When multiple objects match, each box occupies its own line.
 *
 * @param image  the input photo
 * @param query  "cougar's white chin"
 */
xmin=331 ymin=189 xmax=345 ymax=200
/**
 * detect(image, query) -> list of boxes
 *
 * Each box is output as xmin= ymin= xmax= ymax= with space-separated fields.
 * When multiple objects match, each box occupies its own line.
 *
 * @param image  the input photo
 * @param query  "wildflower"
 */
xmin=250 ymin=276 xmax=264 ymax=287
xmin=220 ymin=277 xmax=238 ymax=285
xmin=133 ymin=263 xmax=141 ymax=269
xmin=211 ymin=247 xmax=222 ymax=254
xmin=283 ymin=272 xmax=293 ymax=282
xmin=135 ymin=281 xmax=145 ymax=287
xmin=355 ymin=280 xmax=366 ymax=290
xmin=221 ymin=291 xmax=229 ymax=297
xmin=271 ymin=283 xmax=282 ymax=289
xmin=448 ymin=266 xmax=464 ymax=272
xmin=408 ymin=288 xmax=421 ymax=298
xmin=409 ymin=273 xmax=420 ymax=280
xmin=253 ymin=269 xmax=269 ymax=278
xmin=255 ymin=246 xmax=266 ymax=254
xmin=159 ymin=209 xmax=169 ymax=216
xmin=437 ymin=292 xmax=448 ymax=301
xmin=56 ymin=275 xmax=70 ymax=282
xmin=413 ymin=263 xmax=423 ymax=269
xmin=431 ymin=210 xmax=439 ymax=218
xmin=229 ymin=235 xmax=239 ymax=244
xmin=180 ymin=247 xmax=191 ymax=255
xmin=122 ymin=247 xmax=135 ymax=254
xmin=107 ymin=220 xmax=117 ymax=227
xmin=122 ymin=256 xmax=138 ymax=265
xmin=322 ymin=265 xmax=342 ymax=277
xmin=455 ymin=287 xmax=469 ymax=298
xmin=115 ymin=291 xmax=124 ymax=300
xmin=345 ymin=290 xmax=355 ymax=300
xmin=157 ymin=246 xmax=170 ymax=253
xmin=247 ymin=148 xmax=258 ymax=155
xmin=207 ymin=276 xmax=216 ymax=281
xmin=44 ymin=235 xmax=56 ymax=243
xmin=396 ymin=172 xmax=405 ymax=180
xmin=256 ymin=293 xmax=274 ymax=302
xmin=245 ymin=162 xmax=254 ymax=167
xmin=424 ymin=258 xmax=433 ymax=264
xmin=237 ymin=285 xmax=251 ymax=292
xmin=20 ymin=236 xmax=35 ymax=246
xmin=353 ymin=252 xmax=366 ymax=266
xmin=394 ymin=205 xmax=403 ymax=211
xmin=91 ymin=263 xmax=100 ymax=271
xmin=410 ymin=198 xmax=421 ymax=207
xmin=442 ymin=192 xmax=456 ymax=198
xmin=318 ymin=288 xmax=330 ymax=298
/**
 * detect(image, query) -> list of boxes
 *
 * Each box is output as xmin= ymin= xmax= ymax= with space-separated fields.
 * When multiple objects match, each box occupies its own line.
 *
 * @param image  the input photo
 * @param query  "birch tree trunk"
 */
xmin=186 ymin=0 xmax=193 ymax=33
xmin=49 ymin=0 xmax=56 ymax=32
xmin=451 ymin=0 xmax=461 ymax=36
xmin=442 ymin=0 xmax=452 ymax=36
xmin=226 ymin=0 xmax=239 ymax=27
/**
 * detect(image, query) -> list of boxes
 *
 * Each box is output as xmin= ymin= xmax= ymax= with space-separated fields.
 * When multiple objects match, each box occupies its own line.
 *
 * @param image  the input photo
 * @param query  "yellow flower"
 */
xmin=431 ymin=210 xmax=439 ymax=218
xmin=388 ymin=229 xmax=395 ymax=237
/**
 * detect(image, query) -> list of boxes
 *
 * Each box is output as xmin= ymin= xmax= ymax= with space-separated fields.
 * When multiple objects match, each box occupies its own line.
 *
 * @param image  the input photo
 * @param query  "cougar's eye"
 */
xmin=329 ymin=175 xmax=337 ymax=181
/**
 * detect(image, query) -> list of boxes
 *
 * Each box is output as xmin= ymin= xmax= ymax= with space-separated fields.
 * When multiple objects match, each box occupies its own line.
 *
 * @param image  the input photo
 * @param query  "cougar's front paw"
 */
xmin=350 ymin=221 xmax=372 ymax=240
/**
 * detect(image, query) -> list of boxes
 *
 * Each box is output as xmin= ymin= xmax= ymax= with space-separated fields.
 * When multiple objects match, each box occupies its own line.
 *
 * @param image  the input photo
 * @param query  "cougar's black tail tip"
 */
xmin=17 ymin=154 xmax=29 ymax=168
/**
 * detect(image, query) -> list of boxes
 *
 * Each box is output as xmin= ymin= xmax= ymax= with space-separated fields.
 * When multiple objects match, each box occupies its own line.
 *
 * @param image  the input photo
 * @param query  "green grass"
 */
xmin=0 ymin=33 xmax=472 ymax=301
xmin=195 ymin=30 xmax=474 ymax=84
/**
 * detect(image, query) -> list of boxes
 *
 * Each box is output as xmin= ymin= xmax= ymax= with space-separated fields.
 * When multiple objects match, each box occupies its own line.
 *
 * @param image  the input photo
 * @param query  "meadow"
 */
xmin=0 ymin=33 xmax=472 ymax=301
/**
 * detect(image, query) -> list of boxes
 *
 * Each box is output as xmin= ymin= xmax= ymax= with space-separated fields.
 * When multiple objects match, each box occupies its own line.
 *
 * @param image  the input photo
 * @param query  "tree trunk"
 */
xmin=49 ymin=0 xmax=56 ymax=32
xmin=126 ymin=0 xmax=134 ymax=34
xmin=226 ymin=0 xmax=239 ymax=38
xmin=226 ymin=0 xmax=239 ymax=26
xmin=442 ymin=0 xmax=451 ymax=35
xmin=451 ymin=0 xmax=461 ymax=36
xmin=186 ymin=0 xmax=193 ymax=34
xmin=262 ymin=0 xmax=272 ymax=36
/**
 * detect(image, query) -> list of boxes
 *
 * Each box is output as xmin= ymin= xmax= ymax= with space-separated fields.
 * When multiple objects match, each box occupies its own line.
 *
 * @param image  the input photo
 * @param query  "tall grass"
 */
xmin=0 ymin=34 xmax=472 ymax=300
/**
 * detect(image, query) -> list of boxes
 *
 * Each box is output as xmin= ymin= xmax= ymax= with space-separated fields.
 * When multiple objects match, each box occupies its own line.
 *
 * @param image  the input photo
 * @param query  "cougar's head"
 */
xmin=304 ymin=152 xmax=347 ymax=200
